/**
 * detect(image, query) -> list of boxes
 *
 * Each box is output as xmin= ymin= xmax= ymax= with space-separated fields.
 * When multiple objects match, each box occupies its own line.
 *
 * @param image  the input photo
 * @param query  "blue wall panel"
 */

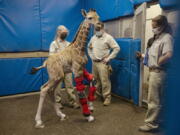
xmin=166 ymin=19 xmax=180 ymax=135
xmin=111 ymin=38 xmax=140 ymax=104
xmin=111 ymin=38 xmax=132 ymax=99
xmin=116 ymin=38 xmax=132 ymax=61
xmin=130 ymin=39 xmax=141 ymax=105
xmin=0 ymin=58 xmax=42 ymax=96
xmin=40 ymin=0 xmax=83 ymax=51
xmin=131 ymin=0 xmax=152 ymax=5
xmin=0 ymin=0 xmax=41 ymax=52
xmin=0 ymin=0 xmax=83 ymax=52
xmin=84 ymin=0 xmax=134 ymax=21
xmin=111 ymin=60 xmax=131 ymax=99
xmin=159 ymin=0 xmax=179 ymax=10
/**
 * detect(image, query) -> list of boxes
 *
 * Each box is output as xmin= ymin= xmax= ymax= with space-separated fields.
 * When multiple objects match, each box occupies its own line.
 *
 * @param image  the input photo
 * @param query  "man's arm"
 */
xmin=103 ymin=36 xmax=120 ymax=63
xmin=158 ymin=34 xmax=173 ymax=66
xmin=87 ymin=38 xmax=94 ymax=59
xmin=49 ymin=42 xmax=56 ymax=55
xmin=158 ymin=51 xmax=173 ymax=65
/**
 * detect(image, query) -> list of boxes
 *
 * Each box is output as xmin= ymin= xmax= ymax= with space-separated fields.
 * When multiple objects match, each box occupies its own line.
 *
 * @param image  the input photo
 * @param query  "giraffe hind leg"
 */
xmin=35 ymin=81 xmax=50 ymax=128
xmin=35 ymin=79 xmax=66 ymax=128
xmin=47 ymin=79 xmax=66 ymax=121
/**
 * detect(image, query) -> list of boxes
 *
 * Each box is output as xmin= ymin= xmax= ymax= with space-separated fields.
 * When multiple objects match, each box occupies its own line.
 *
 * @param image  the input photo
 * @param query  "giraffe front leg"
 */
xmin=54 ymin=103 xmax=66 ymax=121
xmin=74 ymin=76 xmax=94 ymax=122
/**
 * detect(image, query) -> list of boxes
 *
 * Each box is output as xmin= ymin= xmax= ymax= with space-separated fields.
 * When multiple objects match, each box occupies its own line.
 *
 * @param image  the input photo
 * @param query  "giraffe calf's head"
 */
xmin=81 ymin=9 xmax=100 ymax=25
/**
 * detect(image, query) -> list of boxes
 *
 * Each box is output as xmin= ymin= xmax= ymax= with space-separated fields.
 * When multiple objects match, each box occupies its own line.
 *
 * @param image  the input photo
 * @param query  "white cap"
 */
xmin=57 ymin=25 xmax=69 ymax=33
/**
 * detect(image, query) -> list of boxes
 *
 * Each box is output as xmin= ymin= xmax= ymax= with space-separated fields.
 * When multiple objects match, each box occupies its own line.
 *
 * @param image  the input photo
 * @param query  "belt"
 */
xmin=93 ymin=59 xmax=102 ymax=62
xmin=149 ymin=67 xmax=164 ymax=73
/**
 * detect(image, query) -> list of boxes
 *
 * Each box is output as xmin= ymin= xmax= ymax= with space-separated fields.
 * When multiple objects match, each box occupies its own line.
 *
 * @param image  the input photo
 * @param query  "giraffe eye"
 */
xmin=88 ymin=17 xmax=92 ymax=20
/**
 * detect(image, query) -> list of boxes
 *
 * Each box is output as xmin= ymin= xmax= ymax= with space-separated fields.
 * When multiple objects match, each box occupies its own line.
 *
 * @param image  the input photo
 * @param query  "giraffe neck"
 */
xmin=72 ymin=20 xmax=91 ymax=53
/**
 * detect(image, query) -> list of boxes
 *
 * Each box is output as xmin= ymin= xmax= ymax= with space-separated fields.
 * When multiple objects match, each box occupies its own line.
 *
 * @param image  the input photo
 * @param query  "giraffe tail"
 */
xmin=30 ymin=60 xmax=47 ymax=74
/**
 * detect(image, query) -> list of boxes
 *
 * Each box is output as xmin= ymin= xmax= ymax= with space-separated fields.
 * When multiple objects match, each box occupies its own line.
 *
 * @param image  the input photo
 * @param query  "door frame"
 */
xmin=133 ymin=2 xmax=147 ymax=106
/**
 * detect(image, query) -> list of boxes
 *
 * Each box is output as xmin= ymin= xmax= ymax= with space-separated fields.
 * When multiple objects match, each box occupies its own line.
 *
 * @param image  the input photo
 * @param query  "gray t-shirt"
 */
xmin=148 ymin=33 xmax=173 ymax=68
xmin=49 ymin=40 xmax=70 ymax=55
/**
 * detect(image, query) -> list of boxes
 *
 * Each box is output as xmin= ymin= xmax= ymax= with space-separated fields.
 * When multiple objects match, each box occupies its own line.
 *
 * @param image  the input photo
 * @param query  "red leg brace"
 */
xmin=83 ymin=69 xmax=93 ymax=81
xmin=75 ymin=76 xmax=90 ymax=116
xmin=88 ymin=86 xmax=96 ymax=101
xmin=83 ymin=69 xmax=97 ymax=102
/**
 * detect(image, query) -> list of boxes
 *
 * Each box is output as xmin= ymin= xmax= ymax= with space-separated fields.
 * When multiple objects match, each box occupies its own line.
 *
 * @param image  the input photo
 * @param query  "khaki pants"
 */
xmin=92 ymin=61 xmax=111 ymax=101
xmin=55 ymin=72 xmax=76 ymax=106
xmin=145 ymin=71 xmax=166 ymax=128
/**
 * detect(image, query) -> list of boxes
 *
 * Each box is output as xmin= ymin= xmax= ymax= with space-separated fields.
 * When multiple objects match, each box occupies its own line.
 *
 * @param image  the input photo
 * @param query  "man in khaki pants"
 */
xmin=49 ymin=25 xmax=79 ymax=109
xmin=137 ymin=15 xmax=173 ymax=132
xmin=88 ymin=22 xmax=120 ymax=106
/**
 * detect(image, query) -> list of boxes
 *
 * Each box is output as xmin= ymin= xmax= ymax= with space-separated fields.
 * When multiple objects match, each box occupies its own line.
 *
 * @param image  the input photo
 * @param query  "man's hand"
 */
xmin=136 ymin=51 xmax=142 ymax=59
xmin=102 ymin=57 xmax=110 ymax=64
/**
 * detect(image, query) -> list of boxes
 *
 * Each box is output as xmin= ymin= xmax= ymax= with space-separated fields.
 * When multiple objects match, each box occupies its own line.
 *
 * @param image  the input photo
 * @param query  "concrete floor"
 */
xmin=0 ymin=94 xmax=163 ymax=135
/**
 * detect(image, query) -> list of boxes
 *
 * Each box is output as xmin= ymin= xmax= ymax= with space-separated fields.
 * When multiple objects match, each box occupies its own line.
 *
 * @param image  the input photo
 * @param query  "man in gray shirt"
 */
xmin=88 ymin=22 xmax=120 ymax=106
xmin=137 ymin=15 xmax=173 ymax=132
xmin=49 ymin=25 xmax=79 ymax=109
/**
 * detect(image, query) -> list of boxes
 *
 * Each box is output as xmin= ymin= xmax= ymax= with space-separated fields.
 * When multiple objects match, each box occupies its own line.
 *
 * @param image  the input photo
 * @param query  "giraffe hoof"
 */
xmin=60 ymin=113 xmax=66 ymax=121
xmin=35 ymin=121 xmax=45 ymax=129
xmin=86 ymin=115 xmax=95 ymax=122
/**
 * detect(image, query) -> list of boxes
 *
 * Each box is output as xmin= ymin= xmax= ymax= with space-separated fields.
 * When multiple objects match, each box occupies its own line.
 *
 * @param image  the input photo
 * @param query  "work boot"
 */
xmin=103 ymin=98 xmax=111 ymax=106
xmin=139 ymin=124 xmax=158 ymax=132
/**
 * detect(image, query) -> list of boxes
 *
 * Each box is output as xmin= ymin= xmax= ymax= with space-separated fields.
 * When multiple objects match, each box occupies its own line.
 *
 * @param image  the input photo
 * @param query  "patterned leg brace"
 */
xmin=75 ymin=76 xmax=90 ymax=116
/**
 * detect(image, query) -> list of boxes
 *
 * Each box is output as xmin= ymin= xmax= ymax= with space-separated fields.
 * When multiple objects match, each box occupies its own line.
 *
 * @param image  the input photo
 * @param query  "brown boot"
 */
xmin=139 ymin=124 xmax=158 ymax=132
xmin=103 ymin=98 xmax=111 ymax=106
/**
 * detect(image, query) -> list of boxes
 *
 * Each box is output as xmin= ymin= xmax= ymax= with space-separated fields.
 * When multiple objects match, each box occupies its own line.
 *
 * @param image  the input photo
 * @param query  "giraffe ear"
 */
xmin=81 ymin=9 xmax=87 ymax=17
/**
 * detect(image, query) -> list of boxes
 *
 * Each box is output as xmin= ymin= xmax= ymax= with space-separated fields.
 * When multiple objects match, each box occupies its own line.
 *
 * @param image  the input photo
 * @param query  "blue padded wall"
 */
xmin=0 ymin=0 xmax=42 ymax=52
xmin=84 ymin=0 xmax=134 ymax=21
xmin=131 ymin=0 xmax=152 ymax=5
xmin=0 ymin=0 xmax=83 ymax=52
xmin=40 ymin=0 xmax=83 ymax=51
xmin=130 ymin=39 xmax=141 ymax=105
xmin=111 ymin=38 xmax=131 ymax=99
xmin=0 ymin=58 xmax=43 ymax=96
xmin=110 ymin=38 xmax=140 ymax=104
xmin=159 ymin=0 xmax=179 ymax=10
xmin=166 ymin=17 xmax=180 ymax=135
